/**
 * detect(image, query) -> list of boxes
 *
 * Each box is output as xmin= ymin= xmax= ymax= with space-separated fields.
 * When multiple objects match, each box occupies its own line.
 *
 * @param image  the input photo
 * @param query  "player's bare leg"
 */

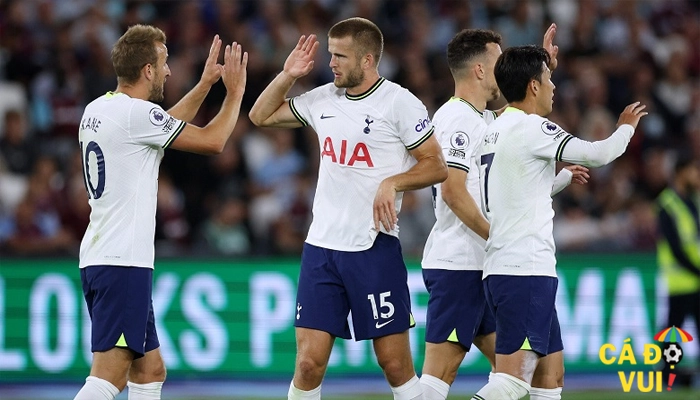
xmin=473 ymin=332 xmax=497 ymax=372
xmin=74 ymin=347 xmax=132 ymax=399
xmin=422 ymin=341 xmax=466 ymax=384
xmin=127 ymin=348 xmax=167 ymax=399
xmin=421 ymin=332 xmax=495 ymax=400
xmin=90 ymin=348 xmax=133 ymax=389
xmin=374 ymin=331 xmax=423 ymax=399
xmin=529 ymin=350 xmax=564 ymax=399
xmin=292 ymin=327 xmax=334 ymax=390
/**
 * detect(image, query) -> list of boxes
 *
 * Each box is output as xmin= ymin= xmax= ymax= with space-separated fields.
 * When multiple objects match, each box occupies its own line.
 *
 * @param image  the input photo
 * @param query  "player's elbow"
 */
xmin=441 ymin=182 xmax=460 ymax=208
xmin=584 ymin=152 xmax=619 ymax=168
xmin=248 ymin=109 xmax=269 ymax=127
xmin=434 ymin=159 xmax=448 ymax=184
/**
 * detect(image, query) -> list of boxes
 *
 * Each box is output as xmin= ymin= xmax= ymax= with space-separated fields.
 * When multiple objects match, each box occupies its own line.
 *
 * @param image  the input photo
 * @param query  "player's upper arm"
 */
xmin=250 ymin=99 xmax=305 ymax=129
xmin=409 ymin=134 xmax=447 ymax=173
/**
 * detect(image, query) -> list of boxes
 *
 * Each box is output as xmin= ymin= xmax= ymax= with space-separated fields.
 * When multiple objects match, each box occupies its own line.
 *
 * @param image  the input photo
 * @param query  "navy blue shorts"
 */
xmin=423 ymin=269 xmax=495 ymax=350
xmin=81 ymin=266 xmax=159 ymax=358
xmin=295 ymin=233 xmax=414 ymax=340
xmin=483 ymin=275 xmax=563 ymax=356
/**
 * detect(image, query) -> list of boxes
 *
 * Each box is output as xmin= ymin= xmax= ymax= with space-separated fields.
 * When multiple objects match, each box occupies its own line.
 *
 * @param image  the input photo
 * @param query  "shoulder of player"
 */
xmin=434 ymin=105 xmax=486 ymax=136
xmin=293 ymin=82 xmax=340 ymax=101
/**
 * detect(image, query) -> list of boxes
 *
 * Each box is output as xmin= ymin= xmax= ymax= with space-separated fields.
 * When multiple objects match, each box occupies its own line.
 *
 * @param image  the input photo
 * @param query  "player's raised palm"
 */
xmin=222 ymin=41 xmax=248 ymax=97
xmin=200 ymin=35 xmax=224 ymax=87
xmin=284 ymin=34 xmax=319 ymax=79
xmin=543 ymin=23 xmax=559 ymax=71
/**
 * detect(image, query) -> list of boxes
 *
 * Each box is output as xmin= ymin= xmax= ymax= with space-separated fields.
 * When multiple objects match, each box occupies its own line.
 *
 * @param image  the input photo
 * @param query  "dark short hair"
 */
xmin=328 ymin=17 xmax=383 ymax=66
xmin=111 ymin=24 xmax=166 ymax=85
xmin=494 ymin=45 xmax=551 ymax=103
xmin=447 ymin=29 xmax=502 ymax=77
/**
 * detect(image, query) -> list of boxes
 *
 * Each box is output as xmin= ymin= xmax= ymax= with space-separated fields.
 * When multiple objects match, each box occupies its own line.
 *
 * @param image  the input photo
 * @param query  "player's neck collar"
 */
xmin=503 ymin=106 xmax=524 ymax=114
xmin=451 ymin=97 xmax=483 ymax=116
xmin=345 ymin=77 xmax=385 ymax=101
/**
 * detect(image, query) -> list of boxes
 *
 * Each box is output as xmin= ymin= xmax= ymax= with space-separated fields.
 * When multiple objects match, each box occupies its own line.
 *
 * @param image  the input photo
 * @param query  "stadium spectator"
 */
xmin=656 ymin=153 xmax=700 ymax=388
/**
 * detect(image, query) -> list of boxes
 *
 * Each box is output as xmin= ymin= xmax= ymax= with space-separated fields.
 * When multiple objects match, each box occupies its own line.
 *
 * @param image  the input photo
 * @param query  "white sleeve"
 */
xmin=438 ymin=116 xmax=483 ymax=173
xmin=129 ymin=100 xmax=185 ymax=149
xmin=551 ymin=168 xmax=573 ymax=196
xmin=393 ymin=89 xmax=434 ymax=150
xmin=289 ymin=90 xmax=315 ymax=127
xmin=558 ymin=124 xmax=635 ymax=167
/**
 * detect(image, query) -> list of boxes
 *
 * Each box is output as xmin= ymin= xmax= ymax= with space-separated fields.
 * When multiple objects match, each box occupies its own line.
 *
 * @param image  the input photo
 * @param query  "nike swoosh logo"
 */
xmin=320 ymin=114 xmax=335 ymax=119
xmin=375 ymin=319 xmax=394 ymax=329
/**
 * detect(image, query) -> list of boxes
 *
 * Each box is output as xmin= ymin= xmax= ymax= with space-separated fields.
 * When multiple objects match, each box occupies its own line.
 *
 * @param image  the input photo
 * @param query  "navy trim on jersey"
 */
xmin=288 ymin=97 xmax=309 ymax=126
xmin=163 ymin=120 xmax=186 ymax=149
xmin=447 ymin=161 xmax=469 ymax=172
xmin=406 ymin=126 xmax=434 ymax=150
xmin=555 ymin=134 xmax=574 ymax=161
xmin=345 ymin=77 xmax=385 ymax=101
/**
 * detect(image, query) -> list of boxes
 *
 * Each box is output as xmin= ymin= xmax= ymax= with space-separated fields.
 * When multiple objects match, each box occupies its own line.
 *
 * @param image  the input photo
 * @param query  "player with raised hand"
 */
xmin=74 ymin=25 xmax=247 ymax=400
xmin=420 ymin=24 xmax=588 ymax=400
xmin=470 ymin=44 xmax=646 ymax=400
xmin=249 ymin=17 xmax=447 ymax=400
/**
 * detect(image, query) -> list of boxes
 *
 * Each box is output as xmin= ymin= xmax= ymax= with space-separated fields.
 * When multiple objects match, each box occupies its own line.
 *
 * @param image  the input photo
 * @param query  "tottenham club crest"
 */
xmin=149 ymin=108 xmax=167 ymax=126
xmin=541 ymin=121 xmax=562 ymax=136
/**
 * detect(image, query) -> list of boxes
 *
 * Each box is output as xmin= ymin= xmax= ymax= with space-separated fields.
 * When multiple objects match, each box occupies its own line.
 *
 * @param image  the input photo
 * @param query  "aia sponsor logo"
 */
xmin=321 ymin=137 xmax=374 ymax=167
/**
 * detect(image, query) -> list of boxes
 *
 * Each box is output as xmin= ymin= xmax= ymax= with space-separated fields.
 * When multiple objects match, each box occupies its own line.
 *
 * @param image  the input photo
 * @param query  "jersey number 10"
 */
xmin=80 ymin=140 xmax=106 ymax=200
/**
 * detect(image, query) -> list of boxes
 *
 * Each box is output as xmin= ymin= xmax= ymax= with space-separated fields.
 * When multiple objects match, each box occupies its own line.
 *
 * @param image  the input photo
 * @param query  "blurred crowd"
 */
xmin=0 ymin=0 xmax=698 ymax=258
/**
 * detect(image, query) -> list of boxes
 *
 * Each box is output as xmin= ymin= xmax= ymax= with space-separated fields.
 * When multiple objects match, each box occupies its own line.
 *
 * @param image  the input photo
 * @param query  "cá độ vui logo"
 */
xmin=598 ymin=325 xmax=694 ymax=392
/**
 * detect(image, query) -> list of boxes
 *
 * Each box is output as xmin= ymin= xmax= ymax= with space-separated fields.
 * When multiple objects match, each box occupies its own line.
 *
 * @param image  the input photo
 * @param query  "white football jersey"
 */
xmin=290 ymin=78 xmax=434 ymax=251
xmin=480 ymin=107 xmax=634 ymax=277
xmin=422 ymin=98 xmax=496 ymax=271
xmin=78 ymin=92 xmax=185 ymax=268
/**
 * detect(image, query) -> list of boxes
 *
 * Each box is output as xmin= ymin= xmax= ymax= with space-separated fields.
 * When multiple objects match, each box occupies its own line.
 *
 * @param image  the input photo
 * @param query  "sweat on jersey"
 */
xmin=422 ymin=97 xmax=496 ymax=271
xmin=78 ymin=92 xmax=185 ymax=269
xmin=289 ymin=77 xmax=434 ymax=251
xmin=480 ymin=107 xmax=634 ymax=278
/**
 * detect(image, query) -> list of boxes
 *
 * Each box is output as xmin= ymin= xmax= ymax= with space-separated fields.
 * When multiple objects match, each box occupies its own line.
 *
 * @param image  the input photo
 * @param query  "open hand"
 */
xmin=617 ymin=102 xmax=648 ymax=129
xmin=373 ymin=180 xmax=398 ymax=232
xmin=283 ymin=35 xmax=319 ymax=79
xmin=200 ymin=35 xmax=224 ymax=87
xmin=542 ymin=23 xmax=559 ymax=71
xmin=222 ymin=42 xmax=248 ymax=96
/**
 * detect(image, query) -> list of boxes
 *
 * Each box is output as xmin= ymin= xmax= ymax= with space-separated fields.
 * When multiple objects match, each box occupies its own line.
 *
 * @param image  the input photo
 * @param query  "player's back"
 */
xmin=479 ymin=108 xmax=558 ymax=277
xmin=78 ymin=92 xmax=182 ymax=268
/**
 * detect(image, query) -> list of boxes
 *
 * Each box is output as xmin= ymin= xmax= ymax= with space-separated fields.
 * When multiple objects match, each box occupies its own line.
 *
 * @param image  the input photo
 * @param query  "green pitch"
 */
xmin=197 ymin=389 xmax=698 ymax=400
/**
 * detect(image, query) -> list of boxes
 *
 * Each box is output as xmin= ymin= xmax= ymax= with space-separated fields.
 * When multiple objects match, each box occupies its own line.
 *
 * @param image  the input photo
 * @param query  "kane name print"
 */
xmin=80 ymin=117 xmax=101 ymax=133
